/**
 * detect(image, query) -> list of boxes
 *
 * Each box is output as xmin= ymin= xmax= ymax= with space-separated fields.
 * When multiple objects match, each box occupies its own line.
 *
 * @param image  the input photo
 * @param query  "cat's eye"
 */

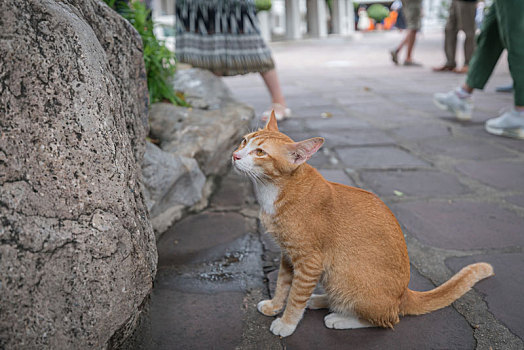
xmin=240 ymin=138 xmax=247 ymax=147
xmin=255 ymin=148 xmax=266 ymax=157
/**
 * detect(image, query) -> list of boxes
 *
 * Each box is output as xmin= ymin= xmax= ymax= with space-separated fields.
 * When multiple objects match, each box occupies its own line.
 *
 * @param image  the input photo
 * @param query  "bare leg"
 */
xmin=257 ymin=253 xmax=293 ymax=316
xmin=395 ymin=34 xmax=409 ymax=53
xmin=405 ymin=29 xmax=418 ymax=62
xmin=260 ymin=69 xmax=286 ymax=106
xmin=461 ymin=83 xmax=474 ymax=94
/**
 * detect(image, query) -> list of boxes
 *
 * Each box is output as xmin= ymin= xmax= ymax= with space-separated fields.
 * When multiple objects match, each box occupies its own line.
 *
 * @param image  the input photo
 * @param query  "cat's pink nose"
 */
xmin=233 ymin=152 xmax=241 ymax=161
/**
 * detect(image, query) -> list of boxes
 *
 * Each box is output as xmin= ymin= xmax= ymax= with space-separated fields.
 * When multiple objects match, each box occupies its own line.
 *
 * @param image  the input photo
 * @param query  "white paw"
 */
xmin=257 ymin=300 xmax=270 ymax=313
xmin=257 ymin=300 xmax=280 ymax=316
xmin=270 ymin=318 xmax=297 ymax=337
xmin=324 ymin=313 xmax=373 ymax=329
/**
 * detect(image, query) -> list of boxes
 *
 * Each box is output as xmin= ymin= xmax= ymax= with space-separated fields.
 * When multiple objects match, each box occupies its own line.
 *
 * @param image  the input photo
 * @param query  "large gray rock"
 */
xmin=173 ymin=68 xmax=233 ymax=109
xmin=142 ymin=142 xmax=206 ymax=236
xmin=0 ymin=0 xmax=157 ymax=348
xmin=149 ymin=101 xmax=253 ymax=176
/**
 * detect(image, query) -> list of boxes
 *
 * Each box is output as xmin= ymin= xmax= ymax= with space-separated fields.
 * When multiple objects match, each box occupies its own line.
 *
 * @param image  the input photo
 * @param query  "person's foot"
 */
xmin=403 ymin=60 xmax=422 ymax=67
xmin=453 ymin=66 xmax=468 ymax=74
xmin=433 ymin=89 xmax=473 ymax=121
xmin=390 ymin=50 xmax=399 ymax=65
xmin=432 ymin=65 xmax=455 ymax=72
xmin=485 ymin=109 xmax=524 ymax=139
xmin=261 ymin=103 xmax=291 ymax=121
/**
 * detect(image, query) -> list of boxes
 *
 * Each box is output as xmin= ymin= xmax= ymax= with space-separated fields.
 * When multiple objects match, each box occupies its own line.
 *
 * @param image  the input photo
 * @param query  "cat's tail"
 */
xmin=399 ymin=262 xmax=494 ymax=316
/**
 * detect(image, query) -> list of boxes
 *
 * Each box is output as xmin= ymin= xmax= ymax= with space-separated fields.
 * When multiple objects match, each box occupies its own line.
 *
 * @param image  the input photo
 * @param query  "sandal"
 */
xmin=261 ymin=103 xmax=292 ymax=121
xmin=432 ymin=65 xmax=455 ymax=72
xmin=390 ymin=50 xmax=399 ymax=65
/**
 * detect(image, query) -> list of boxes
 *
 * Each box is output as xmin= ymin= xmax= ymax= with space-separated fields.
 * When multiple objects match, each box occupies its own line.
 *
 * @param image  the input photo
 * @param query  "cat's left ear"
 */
xmin=286 ymin=137 xmax=324 ymax=165
xmin=265 ymin=110 xmax=279 ymax=132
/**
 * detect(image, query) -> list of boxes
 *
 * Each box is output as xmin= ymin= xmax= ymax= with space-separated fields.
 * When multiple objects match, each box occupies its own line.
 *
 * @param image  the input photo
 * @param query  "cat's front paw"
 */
xmin=257 ymin=300 xmax=282 ymax=316
xmin=270 ymin=318 xmax=297 ymax=337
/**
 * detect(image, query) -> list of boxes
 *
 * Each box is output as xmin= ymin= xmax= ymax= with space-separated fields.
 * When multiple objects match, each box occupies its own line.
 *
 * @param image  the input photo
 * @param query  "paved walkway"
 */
xmin=140 ymin=32 xmax=524 ymax=349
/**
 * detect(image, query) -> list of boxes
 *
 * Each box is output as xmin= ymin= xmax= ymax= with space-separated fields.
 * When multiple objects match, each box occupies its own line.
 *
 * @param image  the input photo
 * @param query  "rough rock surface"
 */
xmin=0 ymin=0 xmax=157 ymax=348
xmin=149 ymin=101 xmax=253 ymax=176
xmin=142 ymin=142 xmax=205 ymax=236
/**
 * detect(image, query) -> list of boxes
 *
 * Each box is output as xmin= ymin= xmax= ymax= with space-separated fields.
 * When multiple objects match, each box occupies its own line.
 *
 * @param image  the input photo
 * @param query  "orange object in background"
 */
xmin=383 ymin=10 xmax=398 ymax=30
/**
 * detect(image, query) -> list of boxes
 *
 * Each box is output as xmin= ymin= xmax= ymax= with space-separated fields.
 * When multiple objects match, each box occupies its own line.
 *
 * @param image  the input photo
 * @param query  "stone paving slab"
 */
xmin=360 ymin=169 xmax=470 ymax=198
xmin=505 ymin=195 xmax=524 ymax=208
xmin=416 ymin=137 xmax=516 ymax=161
xmin=288 ymin=104 xmax=349 ymax=119
xmin=157 ymin=212 xmax=254 ymax=266
xmin=149 ymin=288 xmax=245 ymax=349
xmin=459 ymin=126 xmax=524 ymax=153
xmin=276 ymin=118 xmax=307 ymax=133
xmin=318 ymin=169 xmax=355 ymax=187
xmin=336 ymin=146 xmax=430 ymax=170
xmin=455 ymin=160 xmax=524 ymax=191
xmin=345 ymin=103 xmax=432 ymax=127
xmin=389 ymin=123 xmax=453 ymax=141
xmin=304 ymin=116 xmax=372 ymax=131
xmin=319 ymin=129 xmax=395 ymax=147
xmin=446 ymin=253 xmax=524 ymax=340
xmin=392 ymin=200 xmax=524 ymax=250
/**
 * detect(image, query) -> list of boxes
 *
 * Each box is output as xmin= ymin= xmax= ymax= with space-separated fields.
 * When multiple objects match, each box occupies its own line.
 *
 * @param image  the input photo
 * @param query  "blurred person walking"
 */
xmin=390 ymin=0 xmax=423 ymax=66
xmin=433 ymin=0 xmax=524 ymax=139
xmin=175 ymin=0 xmax=290 ymax=121
xmin=433 ymin=0 xmax=477 ymax=73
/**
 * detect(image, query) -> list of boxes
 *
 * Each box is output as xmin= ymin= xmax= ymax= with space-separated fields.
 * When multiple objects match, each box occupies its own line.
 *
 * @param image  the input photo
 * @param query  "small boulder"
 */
xmin=142 ymin=142 xmax=206 ymax=235
xmin=149 ymin=102 xmax=253 ymax=176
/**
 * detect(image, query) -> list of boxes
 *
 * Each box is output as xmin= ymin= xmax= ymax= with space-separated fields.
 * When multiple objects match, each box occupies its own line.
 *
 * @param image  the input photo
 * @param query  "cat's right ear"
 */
xmin=265 ymin=110 xmax=279 ymax=132
xmin=286 ymin=137 xmax=324 ymax=165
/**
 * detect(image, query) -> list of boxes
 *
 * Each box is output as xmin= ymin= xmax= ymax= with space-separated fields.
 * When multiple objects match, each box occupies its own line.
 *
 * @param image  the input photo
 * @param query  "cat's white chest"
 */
xmin=254 ymin=182 xmax=279 ymax=215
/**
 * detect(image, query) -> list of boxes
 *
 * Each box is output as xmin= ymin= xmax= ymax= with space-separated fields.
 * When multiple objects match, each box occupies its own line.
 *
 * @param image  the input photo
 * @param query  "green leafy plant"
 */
xmin=103 ymin=0 xmax=188 ymax=106
xmin=367 ymin=4 xmax=390 ymax=22
xmin=255 ymin=0 xmax=272 ymax=12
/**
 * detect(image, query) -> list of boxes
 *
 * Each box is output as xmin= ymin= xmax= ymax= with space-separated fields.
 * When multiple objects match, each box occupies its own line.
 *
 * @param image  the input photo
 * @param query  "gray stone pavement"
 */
xmin=136 ymin=32 xmax=524 ymax=349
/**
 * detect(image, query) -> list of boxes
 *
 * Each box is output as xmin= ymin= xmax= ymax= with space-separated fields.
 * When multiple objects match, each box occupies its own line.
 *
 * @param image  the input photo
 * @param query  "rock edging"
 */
xmin=143 ymin=68 xmax=254 ymax=238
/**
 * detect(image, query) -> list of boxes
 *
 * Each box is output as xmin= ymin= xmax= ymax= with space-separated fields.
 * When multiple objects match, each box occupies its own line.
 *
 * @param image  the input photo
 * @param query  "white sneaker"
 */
xmin=433 ymin=89 xmax=473 ymax=121
xmin=485 ymin=109 xmax=524 ymax=139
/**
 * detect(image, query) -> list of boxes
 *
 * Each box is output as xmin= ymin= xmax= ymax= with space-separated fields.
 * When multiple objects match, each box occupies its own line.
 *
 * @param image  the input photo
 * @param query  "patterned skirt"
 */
xmin=175 ymin=0 xmax=275 ymax=76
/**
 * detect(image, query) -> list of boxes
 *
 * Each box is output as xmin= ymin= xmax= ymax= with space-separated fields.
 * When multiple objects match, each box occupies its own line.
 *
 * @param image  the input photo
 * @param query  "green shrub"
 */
xmin=255 ymin=0 xmax=272 ymax=12
xmin=103 ymin=0 xmax=187 ymax=106
xmin=367 ymin=4 xmax=390 ymax=22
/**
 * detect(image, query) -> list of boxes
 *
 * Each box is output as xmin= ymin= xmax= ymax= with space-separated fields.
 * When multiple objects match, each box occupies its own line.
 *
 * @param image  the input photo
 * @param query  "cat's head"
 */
xmin=232 ymin=111 xmax=324 ymax=181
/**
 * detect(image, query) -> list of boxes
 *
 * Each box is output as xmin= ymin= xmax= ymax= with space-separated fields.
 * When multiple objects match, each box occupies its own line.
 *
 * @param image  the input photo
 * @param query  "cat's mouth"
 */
xmin=232 ymin=157 xmax=245 ymax=174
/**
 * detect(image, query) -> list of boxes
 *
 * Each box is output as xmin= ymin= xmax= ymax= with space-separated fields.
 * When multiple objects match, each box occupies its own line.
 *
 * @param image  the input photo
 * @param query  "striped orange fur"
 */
xmin=232 ymin=111 xmax=494 ymax=337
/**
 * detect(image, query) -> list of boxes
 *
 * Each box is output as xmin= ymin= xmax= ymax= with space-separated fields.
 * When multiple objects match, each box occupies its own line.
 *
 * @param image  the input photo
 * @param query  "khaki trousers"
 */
xmin=444 ymin=0 xmax=477 ymax=67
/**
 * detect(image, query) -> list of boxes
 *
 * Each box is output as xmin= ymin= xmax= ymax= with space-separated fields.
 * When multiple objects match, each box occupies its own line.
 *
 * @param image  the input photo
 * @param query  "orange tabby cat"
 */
xmin=232 ymin=111 xmax=494 ymax=337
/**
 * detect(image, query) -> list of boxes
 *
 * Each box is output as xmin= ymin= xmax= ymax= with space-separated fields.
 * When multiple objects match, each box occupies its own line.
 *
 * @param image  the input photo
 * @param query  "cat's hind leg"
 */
xmin=324 ymin=313 xmax=375 ymax=330
xmin=307 ymin=293 xmax=329 ymax=310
